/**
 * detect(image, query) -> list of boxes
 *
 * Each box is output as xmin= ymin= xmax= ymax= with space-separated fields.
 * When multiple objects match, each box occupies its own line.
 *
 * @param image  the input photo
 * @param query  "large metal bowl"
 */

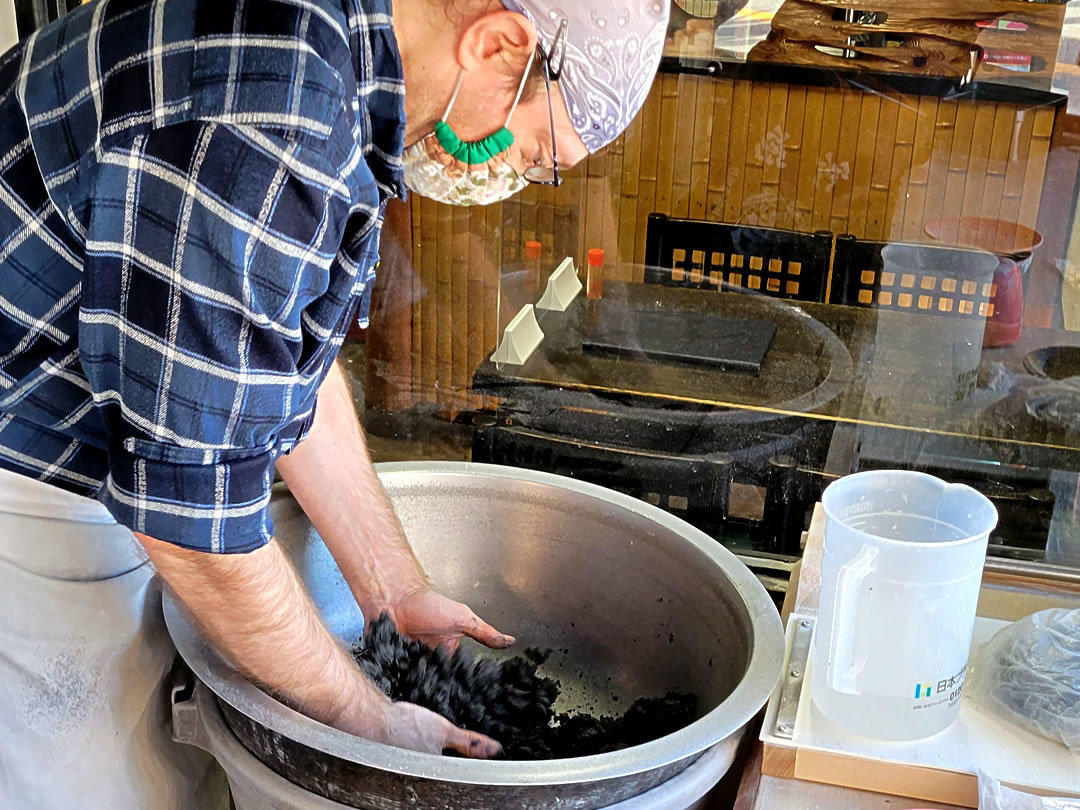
xmin=165 ymin=462 xmax=784 ymax=809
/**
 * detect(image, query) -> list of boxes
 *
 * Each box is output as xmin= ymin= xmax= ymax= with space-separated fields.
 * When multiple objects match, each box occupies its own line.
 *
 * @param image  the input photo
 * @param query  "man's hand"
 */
xmin=138 ymin=534 xmax=502 ymax=759
xmin=276 ymin=361 xmax=515 ymax=652
xmin=374 ymin=703 xmax=503 ymax=757
xmin=380 ymin=588 xmax=515 ymax=653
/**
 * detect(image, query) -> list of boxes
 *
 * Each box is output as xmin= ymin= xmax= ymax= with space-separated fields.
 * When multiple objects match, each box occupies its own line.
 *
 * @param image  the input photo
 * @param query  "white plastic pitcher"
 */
xmin=874 ymin=244 xmax=998 ymax=405
xmin=811 ymin=470 xmax=997 ymax=741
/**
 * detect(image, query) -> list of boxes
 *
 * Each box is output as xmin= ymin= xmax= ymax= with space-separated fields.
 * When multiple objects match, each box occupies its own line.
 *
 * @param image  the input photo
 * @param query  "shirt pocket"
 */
xmin=121 ymin=437 xmax=274 ymax=467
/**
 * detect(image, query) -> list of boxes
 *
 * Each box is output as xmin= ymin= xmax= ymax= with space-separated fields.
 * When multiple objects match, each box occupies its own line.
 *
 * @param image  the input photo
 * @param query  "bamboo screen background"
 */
xmin=371 ymin=73 xmax=1058 ymax=414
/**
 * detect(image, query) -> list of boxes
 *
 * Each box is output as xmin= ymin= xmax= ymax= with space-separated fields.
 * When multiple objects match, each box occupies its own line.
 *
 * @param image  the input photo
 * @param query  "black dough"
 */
xmin=353 ymin=614 xmax=697 ymax=760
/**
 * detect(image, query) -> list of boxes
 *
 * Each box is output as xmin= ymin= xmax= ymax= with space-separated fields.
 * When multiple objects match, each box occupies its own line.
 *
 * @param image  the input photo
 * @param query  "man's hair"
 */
xmin=519 ymin=46 xmax=546 ymax=105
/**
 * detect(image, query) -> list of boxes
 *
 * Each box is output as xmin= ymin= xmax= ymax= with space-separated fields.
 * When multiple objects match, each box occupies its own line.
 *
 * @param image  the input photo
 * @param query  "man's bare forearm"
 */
xmin=136 ymin=532 xmax=389 ymax=734
xmin=276 ymin=361 xmax=512 ymax=653
xmin=276 ymin=362 xmax=427 ymax=615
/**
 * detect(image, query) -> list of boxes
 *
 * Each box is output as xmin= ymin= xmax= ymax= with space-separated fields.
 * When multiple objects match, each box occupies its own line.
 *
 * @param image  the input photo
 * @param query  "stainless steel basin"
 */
xmin=165 ymin=462 xmax=784 ymax=809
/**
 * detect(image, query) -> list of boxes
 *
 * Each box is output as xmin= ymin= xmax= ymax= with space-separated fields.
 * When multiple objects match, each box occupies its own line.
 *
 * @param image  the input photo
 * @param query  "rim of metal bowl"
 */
xmin=164 ymin=461 xmax=785 ymax=786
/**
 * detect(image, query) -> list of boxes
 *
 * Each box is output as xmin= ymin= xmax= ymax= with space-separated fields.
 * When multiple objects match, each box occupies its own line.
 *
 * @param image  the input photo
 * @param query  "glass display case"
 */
xmin=357 ymin=0 xmax=1080 ymax=601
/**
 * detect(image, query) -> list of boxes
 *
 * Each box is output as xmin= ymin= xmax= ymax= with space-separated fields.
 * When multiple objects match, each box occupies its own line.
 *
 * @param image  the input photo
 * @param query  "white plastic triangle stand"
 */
xmin=536 ymin=257 xmax=582 ymax=312
xmin=491 ymin=304 xmax=544 ymax=365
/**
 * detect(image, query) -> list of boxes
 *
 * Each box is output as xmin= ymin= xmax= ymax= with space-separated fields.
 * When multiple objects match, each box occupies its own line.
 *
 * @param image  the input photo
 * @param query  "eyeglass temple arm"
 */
xmin=544 ymin=59 xmax=558 ymax=171
xmin=542 ymin=19 xmax=568 ymax=79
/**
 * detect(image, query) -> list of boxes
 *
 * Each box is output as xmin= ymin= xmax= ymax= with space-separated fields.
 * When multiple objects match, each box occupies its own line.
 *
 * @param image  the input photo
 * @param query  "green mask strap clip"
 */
xmin=434 ymin=47 xmax=536 ymax=166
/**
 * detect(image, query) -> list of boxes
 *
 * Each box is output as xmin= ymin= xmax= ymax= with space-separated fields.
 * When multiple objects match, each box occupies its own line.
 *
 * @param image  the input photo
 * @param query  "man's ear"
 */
xmin=457 ymin=10 xmax=536 ymax=76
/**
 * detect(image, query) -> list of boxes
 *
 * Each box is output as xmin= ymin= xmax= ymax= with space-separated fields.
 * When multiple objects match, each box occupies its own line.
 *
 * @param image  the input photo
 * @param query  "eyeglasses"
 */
xmin=523 ymin=19 xmax=568 ymax=187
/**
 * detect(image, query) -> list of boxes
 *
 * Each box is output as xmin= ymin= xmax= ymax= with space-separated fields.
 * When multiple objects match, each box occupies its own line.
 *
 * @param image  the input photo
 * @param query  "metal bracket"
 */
xmin=170 ymin=665 xmax=211 ymax=752
xmin=773 ymin=616 xmax=813 ymax=740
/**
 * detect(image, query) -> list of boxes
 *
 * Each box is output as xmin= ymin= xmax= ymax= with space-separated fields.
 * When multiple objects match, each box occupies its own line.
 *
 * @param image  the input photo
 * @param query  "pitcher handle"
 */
xmin=826 ymin=545 xmax=878 ymax=695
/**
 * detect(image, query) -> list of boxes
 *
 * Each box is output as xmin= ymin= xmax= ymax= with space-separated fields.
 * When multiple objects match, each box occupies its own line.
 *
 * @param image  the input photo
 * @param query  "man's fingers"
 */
xmin=462 ymin=613 xmax=516 ymax=649
xmin=445 ymin=726 xmax=503 ymax=759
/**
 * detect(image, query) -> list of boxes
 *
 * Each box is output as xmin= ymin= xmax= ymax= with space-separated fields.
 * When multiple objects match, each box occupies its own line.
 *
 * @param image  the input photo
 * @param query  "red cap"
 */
xmin=588 ymin=248 xmax=605 ymax=266
xmin=525 ymin=241 xmax=542 ymax=259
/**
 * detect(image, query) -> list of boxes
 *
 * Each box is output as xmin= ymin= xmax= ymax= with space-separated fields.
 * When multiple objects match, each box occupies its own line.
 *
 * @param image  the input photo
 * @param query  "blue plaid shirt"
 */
xmin=0 ymin=0 xmax=405 ymax=552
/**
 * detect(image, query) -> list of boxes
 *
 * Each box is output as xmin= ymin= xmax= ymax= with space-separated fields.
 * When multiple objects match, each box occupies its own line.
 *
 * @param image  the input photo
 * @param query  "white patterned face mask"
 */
xmin=401 ymin=134 xmax=527 ymax=206
xmin=402 ymin=50 xmax=534 ymax=206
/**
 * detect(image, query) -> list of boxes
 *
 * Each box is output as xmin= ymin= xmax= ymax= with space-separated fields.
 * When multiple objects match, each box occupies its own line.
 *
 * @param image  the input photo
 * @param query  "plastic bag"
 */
xmin=958 ymin=361 xmax=1080 ymax=431
xmin=968 ymin=608 xmax=1080 ymax=753
xmin=978 ymin=769 xmax=1080 ymax=810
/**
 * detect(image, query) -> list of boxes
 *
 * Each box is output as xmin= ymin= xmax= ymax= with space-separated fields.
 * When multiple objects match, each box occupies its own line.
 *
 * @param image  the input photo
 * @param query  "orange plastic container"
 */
xmin=524 ymin=240 xmax=542 ymax=296
xmin=587 ymin=248 xmax=604 ymax=299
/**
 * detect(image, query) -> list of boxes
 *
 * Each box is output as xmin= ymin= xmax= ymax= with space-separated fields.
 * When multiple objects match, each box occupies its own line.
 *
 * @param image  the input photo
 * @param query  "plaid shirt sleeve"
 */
xmin=81 ymin=120 xmax=359 ymax=553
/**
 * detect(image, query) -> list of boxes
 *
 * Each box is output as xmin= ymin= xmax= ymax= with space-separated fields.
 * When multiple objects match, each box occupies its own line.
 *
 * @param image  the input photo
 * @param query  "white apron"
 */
xmin=0 ymin=468 xmax=226 ymax=809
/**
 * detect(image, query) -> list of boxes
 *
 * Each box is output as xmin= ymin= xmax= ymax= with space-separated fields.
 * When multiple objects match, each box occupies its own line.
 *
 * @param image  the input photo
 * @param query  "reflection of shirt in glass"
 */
xmin=0 ymin=0 xmax=405 ymax=552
